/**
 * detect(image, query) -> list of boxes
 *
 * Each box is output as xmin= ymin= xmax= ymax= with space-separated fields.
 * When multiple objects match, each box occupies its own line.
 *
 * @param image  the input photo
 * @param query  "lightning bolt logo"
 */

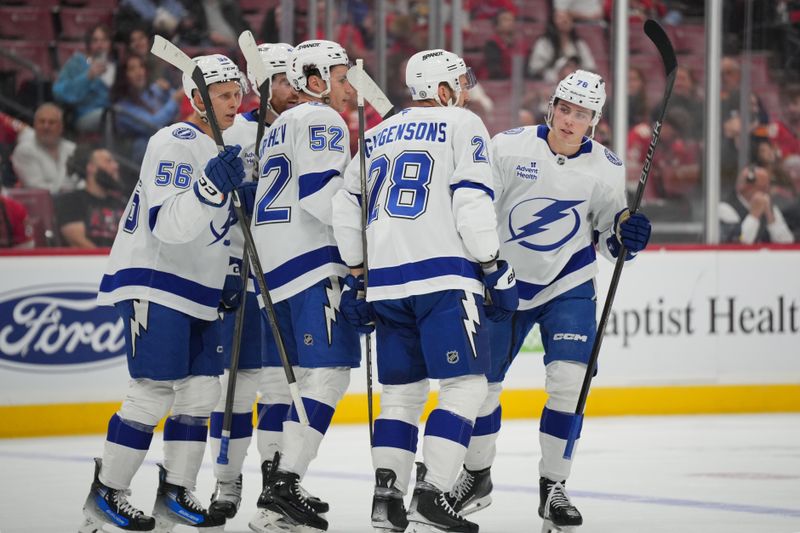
xmin=507 ymin=198 xmax=584 ymax=252
xmin=323 ymin=277 xmax=341 ymax=346
xmin=130 ymin=299 xmax=149 ymax=358
xmin=461 ymin=291 xmax=480 ymax=359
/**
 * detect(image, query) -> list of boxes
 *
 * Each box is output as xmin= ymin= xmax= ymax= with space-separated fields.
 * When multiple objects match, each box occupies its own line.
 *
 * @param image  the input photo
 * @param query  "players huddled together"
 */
xmin=80 ymin=34 xmax=652 ymax=533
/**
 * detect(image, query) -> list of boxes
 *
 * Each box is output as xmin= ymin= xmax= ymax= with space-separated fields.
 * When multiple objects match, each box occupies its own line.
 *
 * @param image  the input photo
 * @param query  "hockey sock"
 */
xmin=539 ymin=406 xmax=582 ymax=481
xmin=372 ymin=418 xmax=419 ymax=495
xmin=464 ymin=405 xmax=501 ymax=471
xmin=422 ymin=409 xmax=475 ymax=491
xmin=163 ymin=414 xmax=209 ymax=489
xmin=256 ymin=401 xmax=290 ymax=462
xmin=209 ymin=411 xmax=253 ymax=481
xmin=280 ymin=396 xmax=334 ymax=477
xmin=100 ymin=413 xmax=155 ymax=490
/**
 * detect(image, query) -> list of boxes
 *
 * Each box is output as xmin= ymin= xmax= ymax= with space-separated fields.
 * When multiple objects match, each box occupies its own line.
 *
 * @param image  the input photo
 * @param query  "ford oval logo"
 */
xmin=0 ymin=285 xmax=125 ymax=367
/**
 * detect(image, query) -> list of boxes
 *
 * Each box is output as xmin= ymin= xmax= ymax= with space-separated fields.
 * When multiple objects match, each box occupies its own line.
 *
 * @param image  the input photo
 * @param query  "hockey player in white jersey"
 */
xmin=247 ymin=39 xmax=361 ymax=533
xmin=331 ymin=49 xmax=518 ymax=533
xmin=81 ymin=54 xmax=253 ymax=533
xmin=445 ymin=70 xmax=652 ymax=532
xmin=206 ymin=43 xmax=327 ymax=522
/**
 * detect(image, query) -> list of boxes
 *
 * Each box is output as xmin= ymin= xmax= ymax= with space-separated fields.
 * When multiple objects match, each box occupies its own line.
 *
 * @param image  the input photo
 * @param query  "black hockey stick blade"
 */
xmin=644 ymin=20 xmax=677 ymax=78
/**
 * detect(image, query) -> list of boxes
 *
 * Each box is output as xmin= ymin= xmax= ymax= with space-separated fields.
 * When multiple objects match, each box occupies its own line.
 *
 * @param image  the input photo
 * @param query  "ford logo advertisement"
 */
xmin=0 ymin=284 xmax=125 ymax=367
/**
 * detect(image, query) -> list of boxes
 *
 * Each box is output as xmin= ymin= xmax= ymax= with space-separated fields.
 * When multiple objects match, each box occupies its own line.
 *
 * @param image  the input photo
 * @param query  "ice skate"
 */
xmin=446 ymin=466 xmax=492 ymax=516
xmin=79 ymin=457 xmax=155 ymax=532
xmin=538 ymin=477 xmax=582 ymax=533
xmin=406 ymin=463 xmax=479 ymax=533
xmin=249 ymin=468 xmax=328 ymax=533
xmin=151 ymin=464 xmax=225 ymax=532
xmin=258 ymin=453 xmax=329 ymax=514
xmin=371 ymin=468 xmax=408 ymax=532
xmin=208 ymin=474 xmax=242 ymax=520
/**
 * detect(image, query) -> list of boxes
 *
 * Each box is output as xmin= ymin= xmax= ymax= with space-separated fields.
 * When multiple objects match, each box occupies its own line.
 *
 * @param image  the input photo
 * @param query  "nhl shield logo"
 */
xmin=304 ymin=333 xmax=314 ymax=346
xmin=446 ymin=350 xmax=460 ymax=364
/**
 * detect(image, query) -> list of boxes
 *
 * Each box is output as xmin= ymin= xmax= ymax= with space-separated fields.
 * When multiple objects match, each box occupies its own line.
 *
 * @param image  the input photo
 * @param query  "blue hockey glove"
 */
xmin=234 ymin=181 xmax=258 ymax=218
xmin=609 ymin=208 xmax=651 ymax=258
xmin=219 ymin=260 xmax=244 ymax=311
xmin=483 ymin=260 xmax=518 ymax=322
xmin=194 ymin=144 xmax=245 ymax=207
xmin=341 ymin=274 xmax=375 ymax=333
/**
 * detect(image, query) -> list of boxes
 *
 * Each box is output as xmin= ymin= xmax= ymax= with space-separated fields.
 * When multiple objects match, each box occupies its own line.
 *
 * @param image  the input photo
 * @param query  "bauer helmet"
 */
xmin=405 ymin=49 xmax=476 ymax=106
xmin=547 ymin=69 xmax=606 ymax=128
xmin=287 ymin=39 xmax=349 ymax=98
xmin=182 ymin=54 xmax=245 ymax=115
xmin=248 ymin=42 xmax=294 ymax=101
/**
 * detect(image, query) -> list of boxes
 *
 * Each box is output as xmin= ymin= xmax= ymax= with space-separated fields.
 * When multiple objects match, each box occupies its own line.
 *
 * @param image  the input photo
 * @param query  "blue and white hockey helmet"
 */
xmin=405 ymin=49 xmax=476 ymax=106
xmin=182 ymin=54 xmax=245 ymax=115
xmin=248 ymin=43 xmax=294 ymax=99
xmin=550 ymin=69 xmax=606 ymax=126
xmin=287 ymin=39 xmax=349 ymax=98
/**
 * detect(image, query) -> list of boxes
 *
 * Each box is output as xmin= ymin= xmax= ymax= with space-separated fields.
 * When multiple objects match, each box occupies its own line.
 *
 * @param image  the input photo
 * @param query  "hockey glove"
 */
xmin=608 ymin=208 xmax=652 ymax=258
xmin=234 ymin=181 xmax=258 ymax=218
xmin=483 ymin=260 xmax=518 ymax=322
xmin=194 ymin=144 xmax=245 ymax=207
xmin=219 ymin=260 xmax=244 ymax=312
xmin=340 ymin=274 xmax=376 ymax=333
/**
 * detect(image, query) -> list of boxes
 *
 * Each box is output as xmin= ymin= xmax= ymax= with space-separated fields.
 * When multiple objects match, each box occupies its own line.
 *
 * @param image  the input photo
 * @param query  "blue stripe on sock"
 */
xmin=257 ymin=403 xmax=290 ymax=431
xmin=424 ymin=409 xmax=473 ymax=448
xmin=373 ymin=419 xmax=419 ymax=453
xmin=106 ymin=414 xmax=153 ymax=451
xmin=287 ymin=398 xmax=335 ymax=435
xmin=209 ymin=412 xmax=253 ymax=439
xmin=163 ymin=417 xmax=208 ymax=442
xmin=473 ymin=406 xmax=502 ymax=437
xmin=540 ymin=407 xmax=582 ymax=440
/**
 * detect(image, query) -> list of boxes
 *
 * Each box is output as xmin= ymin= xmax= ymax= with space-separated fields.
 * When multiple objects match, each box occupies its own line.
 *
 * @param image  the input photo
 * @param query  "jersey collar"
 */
xmin=537 ymin=124 xmax=592 ymax=159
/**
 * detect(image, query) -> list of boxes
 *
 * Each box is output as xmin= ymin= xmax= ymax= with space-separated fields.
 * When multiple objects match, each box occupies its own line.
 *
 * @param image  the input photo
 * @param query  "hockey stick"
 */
xmin=354 ymin=59 xmax=375 ymax=446
xmin=215 ymin=31 xmax=276 ymax=465
xmin=563 ymin=20 xmax=676 ymax=459
xmin=347 ymin=64 xmax=395 ymax=119
xmin=151 ymin=35 xmax=309 ymax=428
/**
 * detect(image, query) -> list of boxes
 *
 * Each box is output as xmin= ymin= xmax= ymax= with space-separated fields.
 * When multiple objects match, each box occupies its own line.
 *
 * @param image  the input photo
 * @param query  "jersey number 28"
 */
xmin=367 ymin=150 xmax=433 ymax=224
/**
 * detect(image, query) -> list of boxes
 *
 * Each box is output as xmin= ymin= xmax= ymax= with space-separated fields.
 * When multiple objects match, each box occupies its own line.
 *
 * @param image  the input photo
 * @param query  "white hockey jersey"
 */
xmin=97 ymin=122 xmax=237 ymax=320
xmin=332 ymin=106 xmax=499 ymax=301
xmin=250 ymin=101 xmax=351 ymax=303
xmin=491 ymin=124 xmax=627 ymax=310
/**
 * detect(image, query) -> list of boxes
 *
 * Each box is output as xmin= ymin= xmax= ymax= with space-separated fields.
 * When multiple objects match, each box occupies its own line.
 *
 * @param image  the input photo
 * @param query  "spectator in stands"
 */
xmin=527 ymin=9 xmax=596 ymax=82
xmin=604 ymin=0 xmax=667 ymax=23
xmin=781 ymin=153 xmax=800 ymax=238
xmin=768 ymin=86 xmax=800 ymax=158
xmin=112 ymin=55 xmax=182 ymax=164
xmin=177 ymin=0 xmax=248 ymax=49
xmin=116 ymin=0 xmax=187 ymax=39
xmin=483 ymin=9 xmax=528 ymax=80
xmin=467 ymin=0 xmax=519 ymax=21
xmin=628 ymin=66 xmax=648 ymax=128
xmin=719 ymin=165 xmax=795 ymax=244
xmin=53 ymin=24 xmax=116 ymax=134
xmin=557 ymin=0 xmax=604 ymax=22
xmin=751 ymin=135 xmax=796 ymax=208
xmin=652 ymin=65 xmax=703 ymax=140
xmin=0 ymin=189 xmax=34 ymax=248
xmin=721 ymin=88 xmax=770 ymax=191
xmin=11 ymin=103 xmax=77 ymax=194
xmin=126 ymin=26 xmax=173 ymax=86
xmin=720 ymin=55 xmax=742 ymax=101
xmin=628 ymin=107 xmax=701 ymax=215
xmin=55 ymin=146 xmax=126 ymax=248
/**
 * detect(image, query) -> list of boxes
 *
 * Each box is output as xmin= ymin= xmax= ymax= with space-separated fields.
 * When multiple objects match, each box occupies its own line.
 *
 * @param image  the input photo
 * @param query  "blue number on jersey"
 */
xmin=471 ymin=136 xmax=489 ymax=163
xmin=255 ymin=154 xmax=292 ymax=224
xmin=368 ymin=151 xmax=433 ymax=221
xmin=123 ymin=183 xmax=142 ymax=234
xmin=155 ymin=161 xmax=192 ymax=188
xmin=309 ymin=125 xmax=345 ymax=152
xmin=367 ymin=155 xmax=390 ymax=224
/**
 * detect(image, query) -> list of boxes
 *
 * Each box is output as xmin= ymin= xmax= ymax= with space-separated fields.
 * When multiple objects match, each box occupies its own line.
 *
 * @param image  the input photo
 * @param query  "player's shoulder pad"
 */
xmin=293 ymin=101 xmax=346 ymax=126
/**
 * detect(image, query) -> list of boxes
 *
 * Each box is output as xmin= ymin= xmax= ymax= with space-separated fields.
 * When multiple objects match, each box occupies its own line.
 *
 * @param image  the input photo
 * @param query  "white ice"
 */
xmin=1 ymin=414 xmax=799 ymax=533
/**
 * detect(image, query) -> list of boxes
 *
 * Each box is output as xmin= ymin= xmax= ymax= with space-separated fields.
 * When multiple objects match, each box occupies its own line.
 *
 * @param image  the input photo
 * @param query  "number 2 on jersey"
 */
xmin=254 ymin=155 xmax=292 ymax=224
xmin=367 ymin=150 xmax=433 ymax=224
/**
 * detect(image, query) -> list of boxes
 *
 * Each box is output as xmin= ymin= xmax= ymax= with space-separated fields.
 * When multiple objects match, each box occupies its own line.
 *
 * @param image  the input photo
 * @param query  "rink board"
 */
xmin=0 ymin=247 xmax=799 ymax=437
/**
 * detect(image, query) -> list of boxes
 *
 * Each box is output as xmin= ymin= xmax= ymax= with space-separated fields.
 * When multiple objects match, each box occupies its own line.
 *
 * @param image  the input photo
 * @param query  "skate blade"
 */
xmin=406 ymin=521 xmax=452 ymax=533
xmin=373 ymin=526 xmax=406 ymax=533
xmin=78 ymin=516 xmax=104 ymax=533
xmin=541 ymin=518 xmax=578 ymax=533
xmin=459 ymin=495 xmax=492 ymax=516
xmin=152 ymin=516 xmax=175 ymax=533
xmin=249 ymin=509 xmax=298 ymax=533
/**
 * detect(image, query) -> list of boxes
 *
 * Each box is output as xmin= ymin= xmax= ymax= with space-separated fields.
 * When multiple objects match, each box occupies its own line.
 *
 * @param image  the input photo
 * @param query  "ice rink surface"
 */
xmin=1 ymin=414 xmax=798 ymax=533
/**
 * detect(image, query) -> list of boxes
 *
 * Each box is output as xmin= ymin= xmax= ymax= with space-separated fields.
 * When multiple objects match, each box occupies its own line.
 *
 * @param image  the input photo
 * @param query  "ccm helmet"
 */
xmin=287 ymin=40 xmax=349 ymax=98
xmin=248 ymin=42 xmax=293 ymax=102
xmin=182 ymin=54 xmax=244 ymax=115
xmin=405 ymin=49 xmax=476 ymax=106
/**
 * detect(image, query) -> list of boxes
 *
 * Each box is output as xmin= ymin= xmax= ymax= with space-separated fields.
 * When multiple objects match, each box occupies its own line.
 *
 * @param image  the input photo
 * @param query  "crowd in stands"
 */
xmin=1 ymin=0 xmax=800 ymax=249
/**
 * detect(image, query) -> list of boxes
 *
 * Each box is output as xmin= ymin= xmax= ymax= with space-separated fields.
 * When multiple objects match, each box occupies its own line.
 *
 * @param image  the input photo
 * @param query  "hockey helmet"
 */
xmin=548 ymin=69 xmax=606 ymax=127
xmin=405 ymin=49 xmax=476 ymax=106
xmin=286 ymin=40 xmax=349 ymax=98
xmin=182 ymin=54 xmax=245 ymax=115
xmin=248 ymin=42 xmax=294 ymax=101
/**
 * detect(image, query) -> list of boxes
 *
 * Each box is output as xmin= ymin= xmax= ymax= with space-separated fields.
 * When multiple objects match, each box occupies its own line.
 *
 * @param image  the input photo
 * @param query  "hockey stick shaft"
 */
xmin=152 ymin=36 xmax=309 ymax=426
xmin=355 ymin=59 xmax=375 ymax=446
xmin=563 ymin=20 xmax=676 ymax=459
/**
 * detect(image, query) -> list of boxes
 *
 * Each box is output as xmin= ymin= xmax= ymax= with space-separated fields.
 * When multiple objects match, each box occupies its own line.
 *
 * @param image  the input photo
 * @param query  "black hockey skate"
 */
xmin=446 ymin=466 xmax=493 ymax=516
xmin=151 ymin=464 xmax=225 ymax=532
xmin=406 ymin=463 xmax=479 ymax=533
xmin=371 ymin=468 xmax=408 ymax=532
xmin=257 ymin=453 xmax=329 ymax=514
xmin=80 ymin=458 xmax=155 ymax=532
xmin=208 ymin=473 xmax=242 ymax=520
xmin=538 ymin=477 xmax=582 ymax=533
xmin=249 ymin=469 xmax=328 ymax=533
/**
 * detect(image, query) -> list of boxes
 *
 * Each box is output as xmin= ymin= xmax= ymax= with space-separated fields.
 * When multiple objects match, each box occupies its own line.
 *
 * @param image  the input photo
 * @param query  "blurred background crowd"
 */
xmin=1 ymin=0 xmax=799 ymax=249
